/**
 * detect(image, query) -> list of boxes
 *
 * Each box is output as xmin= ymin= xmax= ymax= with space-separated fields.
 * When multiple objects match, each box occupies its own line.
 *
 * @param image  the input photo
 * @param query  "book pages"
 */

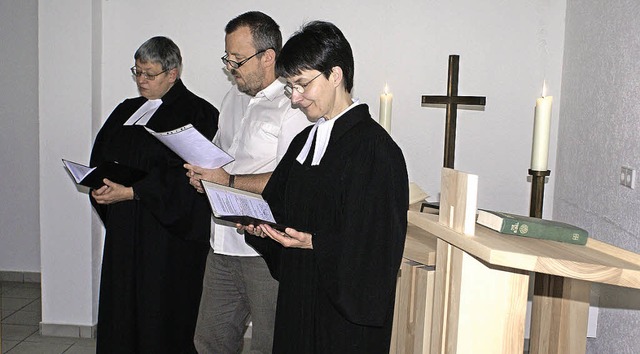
xmin=201 ymin=180 xmax=276 ymax=223
xmin=62 ymin=159 xmax=95 ymax=183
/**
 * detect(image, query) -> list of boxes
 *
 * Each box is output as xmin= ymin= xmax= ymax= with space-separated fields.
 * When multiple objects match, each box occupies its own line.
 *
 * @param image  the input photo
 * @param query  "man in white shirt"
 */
xmin=186 ymin=11 xmax=310 ymax=354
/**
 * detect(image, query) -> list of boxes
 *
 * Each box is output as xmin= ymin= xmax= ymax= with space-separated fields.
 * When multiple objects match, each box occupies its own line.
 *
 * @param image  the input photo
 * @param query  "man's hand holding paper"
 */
xmin=185 ymin=164 xmax=230 ymax=193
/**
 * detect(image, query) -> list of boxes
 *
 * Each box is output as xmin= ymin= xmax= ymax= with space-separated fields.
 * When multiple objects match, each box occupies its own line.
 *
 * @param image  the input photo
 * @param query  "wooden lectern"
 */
xmin=394 ymin=168 xmax=640 ymax=354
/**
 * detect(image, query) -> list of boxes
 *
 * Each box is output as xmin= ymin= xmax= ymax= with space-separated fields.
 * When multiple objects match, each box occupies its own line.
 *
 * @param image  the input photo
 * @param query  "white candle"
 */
xmin=379 ymin=84 xmax=393 ymax=133
xmin=531 ymin=81 xmax=553 ymax=171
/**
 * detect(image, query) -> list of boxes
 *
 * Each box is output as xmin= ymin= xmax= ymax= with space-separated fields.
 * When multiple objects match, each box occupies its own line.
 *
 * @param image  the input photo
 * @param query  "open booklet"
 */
xmin=201 ymin=180 xmax=290 ymax=232
xmin=145 ymin=124 xmax=234 ymax=169
xmin=62 ymin=159 xmax=146 ymax=189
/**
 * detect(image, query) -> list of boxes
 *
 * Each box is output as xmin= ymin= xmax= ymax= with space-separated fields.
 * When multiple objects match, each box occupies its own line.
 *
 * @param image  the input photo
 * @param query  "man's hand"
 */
xmin=91 ymin=179 xmax=134 ymax=205
xmin=184 ymin=164 xmax=230 ymax=193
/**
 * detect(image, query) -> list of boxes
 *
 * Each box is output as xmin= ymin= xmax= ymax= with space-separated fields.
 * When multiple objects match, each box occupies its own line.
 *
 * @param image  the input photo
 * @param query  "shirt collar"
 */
xmin=235 ymin=79 xmax=285 ymax=101
xmin=256 ymin=79 xmax=285 ymax=101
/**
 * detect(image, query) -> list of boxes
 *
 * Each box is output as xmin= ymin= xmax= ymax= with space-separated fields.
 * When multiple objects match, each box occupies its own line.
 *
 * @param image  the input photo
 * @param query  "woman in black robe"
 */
xmin=244 ymin=22 xmax=408 ymax=353
xmin=90 ymin=37 xmax=218 ymax=353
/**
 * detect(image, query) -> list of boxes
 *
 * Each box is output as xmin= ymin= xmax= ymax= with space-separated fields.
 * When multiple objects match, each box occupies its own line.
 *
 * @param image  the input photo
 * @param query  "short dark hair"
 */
xmin=276 ymin=21 xmax=354 ymax=93
xmin=225 ymin=11 xmax=282 ymax=58
xmin=134 ymin=36 xmax=182 ymax=76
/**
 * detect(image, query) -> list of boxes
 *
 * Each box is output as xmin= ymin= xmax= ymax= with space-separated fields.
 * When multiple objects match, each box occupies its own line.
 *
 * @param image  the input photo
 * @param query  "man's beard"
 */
xmin=232 ymin=68 xmax=263 ymax=97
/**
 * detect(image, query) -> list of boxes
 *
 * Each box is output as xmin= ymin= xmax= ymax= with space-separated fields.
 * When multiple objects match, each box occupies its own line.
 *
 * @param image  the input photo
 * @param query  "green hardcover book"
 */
xmin=476 ymin=210 xmax=589 ymax=245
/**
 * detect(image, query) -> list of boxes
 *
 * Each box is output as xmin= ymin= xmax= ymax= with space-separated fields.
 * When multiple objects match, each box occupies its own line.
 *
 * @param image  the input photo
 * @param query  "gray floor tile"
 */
xmin=21 ymin=300 xmax=40 ymax=314
xmin=3 ymin=341 xmax=71 ymax=353
xmin=65 ymin=338 xmax=96 ymax=348
xmin=62 ymin=343 xmax=96 ymax=354
xmin=2 ymin=340 xmax=21 ymax=354
xmin=3 ymin=311 xmax=40 ymax=326
xmin=1 ymin=287 xmax=40 ymax=300
xmin=1 ymin=298 xmax=32 ymax=312
xmin=23 ymin=332 xmax=77 ymax=345
xmin=0 ymin=272 xmax=24 ymax=283
xmin=0 ymin=324 xmax=39 ymax=341
xmin=22 ymin=274 xmax=41 ymax=284
xmin=0 ymin=281 xmax=96 ymax=352
xmin=0 ymin=282 xmax=21 ymax=288
xmin=0 ymin=283 xmax=18 ymax=296
xmin=2 ymin=308 xmax=17 ymax=321
xmin=10 ymin=283 xmax=39 ymax=290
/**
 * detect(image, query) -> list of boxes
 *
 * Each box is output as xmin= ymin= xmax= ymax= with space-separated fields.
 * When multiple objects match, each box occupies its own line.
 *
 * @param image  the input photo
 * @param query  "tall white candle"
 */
xmin=379 ymin=84 xmax=393 ymax=133
xmin=531 ymin=82 xmax=553 ymax=171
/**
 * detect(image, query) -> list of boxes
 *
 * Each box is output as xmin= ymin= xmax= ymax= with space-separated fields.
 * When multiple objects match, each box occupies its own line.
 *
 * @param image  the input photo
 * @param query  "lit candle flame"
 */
xmin=384 ymin=83 xmax=390 ymax=95
xmin=542 ymin=80 xmax=548 ymax=97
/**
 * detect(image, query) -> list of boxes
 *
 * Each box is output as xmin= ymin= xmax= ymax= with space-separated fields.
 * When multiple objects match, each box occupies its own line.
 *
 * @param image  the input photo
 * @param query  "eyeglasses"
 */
xmin=284 ymin=72 xmax=323 ymax=98
xmin=221 ymin=49 xmax=268 ymax=69
xmin=130 ymin=66 xmax=169 ymax=80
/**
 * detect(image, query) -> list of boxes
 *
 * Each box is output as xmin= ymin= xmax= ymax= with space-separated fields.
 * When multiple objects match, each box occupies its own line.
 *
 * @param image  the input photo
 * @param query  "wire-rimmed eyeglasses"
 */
xmin=221 ymin=49 xmax=268 ymax=69
xmin=130 ymin=66 xmax=169 ymax=81
xmin=284 ymin=72 xmax=323 ymax=99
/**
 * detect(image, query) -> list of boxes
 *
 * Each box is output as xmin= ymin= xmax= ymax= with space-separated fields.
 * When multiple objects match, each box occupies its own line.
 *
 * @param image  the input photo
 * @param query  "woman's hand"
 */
xmin=236 ymin=224 xmax=265 ymax=237
xmin=259 ymin=225 xmax=313 ymax=249
xmin=91 ymin=178 xmax=134 ymax=205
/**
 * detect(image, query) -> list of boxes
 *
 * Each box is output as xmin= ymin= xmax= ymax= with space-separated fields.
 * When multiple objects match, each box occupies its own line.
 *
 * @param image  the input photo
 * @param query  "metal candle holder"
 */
xmin=528 ymin=169 xmax=551 ymax=218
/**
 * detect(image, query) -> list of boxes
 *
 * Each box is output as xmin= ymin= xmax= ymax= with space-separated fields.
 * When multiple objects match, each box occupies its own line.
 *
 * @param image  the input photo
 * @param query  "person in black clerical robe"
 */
xmin=89 ymin=36 xmax=218 ymax=353
xmin=243 ymin=21 xmax=409 ymax=354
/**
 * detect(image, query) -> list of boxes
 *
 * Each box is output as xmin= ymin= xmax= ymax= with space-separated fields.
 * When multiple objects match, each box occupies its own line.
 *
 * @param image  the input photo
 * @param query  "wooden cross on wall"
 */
xmin=421 ymin=55 xmax=486 ymax=169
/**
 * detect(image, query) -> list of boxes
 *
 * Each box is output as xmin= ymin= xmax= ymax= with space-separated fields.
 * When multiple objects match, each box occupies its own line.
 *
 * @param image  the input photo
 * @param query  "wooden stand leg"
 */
xmin=529 ymin=274 xmax=590 ymax=354
xmin=430 ymin=240 xmax=453 ymax=354
xmin=414 ymin=265 xmax=436 ymax=353
xmin=391 ymin=260 xmax=417 ymax=354
xmin=391 ymin=260 xmax=436 ymax=354
xmin=431 ymin=240 xmax=529 ymax=354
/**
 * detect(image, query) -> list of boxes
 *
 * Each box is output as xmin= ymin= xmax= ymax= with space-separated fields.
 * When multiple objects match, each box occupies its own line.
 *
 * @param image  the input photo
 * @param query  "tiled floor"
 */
xmin=1 ymin=281 xmax=96 ymax=353
xmin=1 ymin=280 xmax=254 ymax=353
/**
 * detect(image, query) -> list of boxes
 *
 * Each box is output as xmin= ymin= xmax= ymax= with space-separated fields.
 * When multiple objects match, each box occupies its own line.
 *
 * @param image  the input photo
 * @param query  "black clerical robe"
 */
xmin=247 ymin=104 xmax=409 ymax=354
xmin=90 ymin=80 xmax=218 ymax=353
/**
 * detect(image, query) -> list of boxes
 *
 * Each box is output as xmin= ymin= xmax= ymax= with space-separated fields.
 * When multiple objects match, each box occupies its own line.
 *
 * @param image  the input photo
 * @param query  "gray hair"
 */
xmin=134 ymin=36 xmax=182 ymax=77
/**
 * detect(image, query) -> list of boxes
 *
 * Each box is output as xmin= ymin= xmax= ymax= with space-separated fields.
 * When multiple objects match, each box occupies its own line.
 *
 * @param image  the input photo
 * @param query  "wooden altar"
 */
xmin=392 ymin=169 xmax=640 ymax=354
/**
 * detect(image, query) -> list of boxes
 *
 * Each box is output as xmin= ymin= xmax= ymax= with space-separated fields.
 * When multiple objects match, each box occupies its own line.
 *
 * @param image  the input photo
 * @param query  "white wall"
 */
xmin=0 ymin=0 xmax=40 ymax=272
xmin=11 ymin=0 xmax=567 ymax=331
xmin=555 ymin=1 xmax=640 ymax=352
xmin=100 ymin=0 xmax=566 ymax=217
xmin=39 ymin=0 xmax=102 ymax=328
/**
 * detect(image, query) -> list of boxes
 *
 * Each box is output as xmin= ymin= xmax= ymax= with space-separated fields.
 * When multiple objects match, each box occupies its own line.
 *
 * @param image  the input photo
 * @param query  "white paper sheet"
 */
xmin=145 ymin=124 xmax=234 ymax=169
